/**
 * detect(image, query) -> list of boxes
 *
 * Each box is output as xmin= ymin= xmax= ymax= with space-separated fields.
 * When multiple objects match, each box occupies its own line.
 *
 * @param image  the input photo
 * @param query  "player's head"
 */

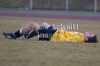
xmin=84 ymin=32 xmax=98 ymax=43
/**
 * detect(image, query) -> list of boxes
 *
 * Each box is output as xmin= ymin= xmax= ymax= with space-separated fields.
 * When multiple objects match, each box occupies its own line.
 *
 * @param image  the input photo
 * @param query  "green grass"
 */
xmin=0 ymin=16 xmax=100 ymax=66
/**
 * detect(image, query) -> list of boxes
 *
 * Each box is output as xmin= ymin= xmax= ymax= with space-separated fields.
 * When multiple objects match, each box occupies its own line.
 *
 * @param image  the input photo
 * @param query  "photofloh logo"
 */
xmin=20 ymin=23 xmax=79 ymax=39
xmin=37 ymin=23 xmax=79 ymax=39
xmin=52 ymin=23 xmax=79 ymax=30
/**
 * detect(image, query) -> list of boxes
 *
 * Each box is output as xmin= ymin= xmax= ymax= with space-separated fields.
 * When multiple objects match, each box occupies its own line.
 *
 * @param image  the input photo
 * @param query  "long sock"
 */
xmin=26 ymin=31 xmax=38 ymax=39
xmin=13 ymin=29 xmax=22 ymax=38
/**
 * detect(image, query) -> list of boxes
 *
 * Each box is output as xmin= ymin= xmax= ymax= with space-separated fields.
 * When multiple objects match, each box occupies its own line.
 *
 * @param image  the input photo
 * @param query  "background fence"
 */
xmin=0 ymin=0 xmax=100 ymax=12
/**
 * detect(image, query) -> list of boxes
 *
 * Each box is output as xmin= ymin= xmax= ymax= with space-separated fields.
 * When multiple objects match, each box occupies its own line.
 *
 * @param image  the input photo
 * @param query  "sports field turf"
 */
xmin=0 ymin=16 xmax=100 ymax=66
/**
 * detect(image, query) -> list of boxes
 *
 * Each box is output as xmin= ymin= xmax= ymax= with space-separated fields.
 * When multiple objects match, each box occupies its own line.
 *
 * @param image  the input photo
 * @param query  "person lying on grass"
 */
xmin=3 ymin=22 xmax=98 ymax=43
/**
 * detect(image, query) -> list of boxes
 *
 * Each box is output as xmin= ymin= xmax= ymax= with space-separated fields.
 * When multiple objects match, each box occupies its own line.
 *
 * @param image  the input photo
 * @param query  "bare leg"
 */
xmin=22 ymin=22 xmax=51 ymax=35
xmin=23 ymin=22 xmax=52 ymax=39
xmin=21 ymin=22 xmax=40 ymax=35
xmin=40 ymin=22 xmax=51 ymax=29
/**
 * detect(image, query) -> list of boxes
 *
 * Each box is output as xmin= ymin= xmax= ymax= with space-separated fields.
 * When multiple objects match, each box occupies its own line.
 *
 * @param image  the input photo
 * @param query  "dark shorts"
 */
xmin=38 ymin=26 xmax=57 ymax=41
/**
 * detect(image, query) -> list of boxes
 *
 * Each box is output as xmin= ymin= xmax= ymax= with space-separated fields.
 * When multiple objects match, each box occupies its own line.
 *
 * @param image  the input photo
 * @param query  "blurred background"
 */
xmin=0 ymin=0 xmax=100 ymax=13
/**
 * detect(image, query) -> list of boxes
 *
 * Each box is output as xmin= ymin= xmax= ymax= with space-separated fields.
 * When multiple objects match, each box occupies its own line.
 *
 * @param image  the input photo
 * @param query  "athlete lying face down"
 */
xmin=3 ymin=22 xmax=98 ymax=43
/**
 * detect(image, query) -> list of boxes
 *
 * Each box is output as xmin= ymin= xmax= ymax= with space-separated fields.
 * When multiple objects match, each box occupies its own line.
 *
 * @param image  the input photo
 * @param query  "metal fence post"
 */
xmin=66 ymin=0 xmax=69 ymax=11
xmin=30 ymin=0 xmax=33 ymax=10
xmin=94 ymin=0 xmax=97 ymax=13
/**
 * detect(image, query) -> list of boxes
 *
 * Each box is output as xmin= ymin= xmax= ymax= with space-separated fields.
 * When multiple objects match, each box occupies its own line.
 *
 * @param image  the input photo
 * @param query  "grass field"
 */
xmin=0 ymin=16 xmax=100 ymax=66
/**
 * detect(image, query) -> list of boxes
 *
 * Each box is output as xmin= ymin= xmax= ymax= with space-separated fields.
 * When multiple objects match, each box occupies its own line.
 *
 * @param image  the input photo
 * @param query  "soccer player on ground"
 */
xmin=3 ymin=22 xmax=98 ymax=43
